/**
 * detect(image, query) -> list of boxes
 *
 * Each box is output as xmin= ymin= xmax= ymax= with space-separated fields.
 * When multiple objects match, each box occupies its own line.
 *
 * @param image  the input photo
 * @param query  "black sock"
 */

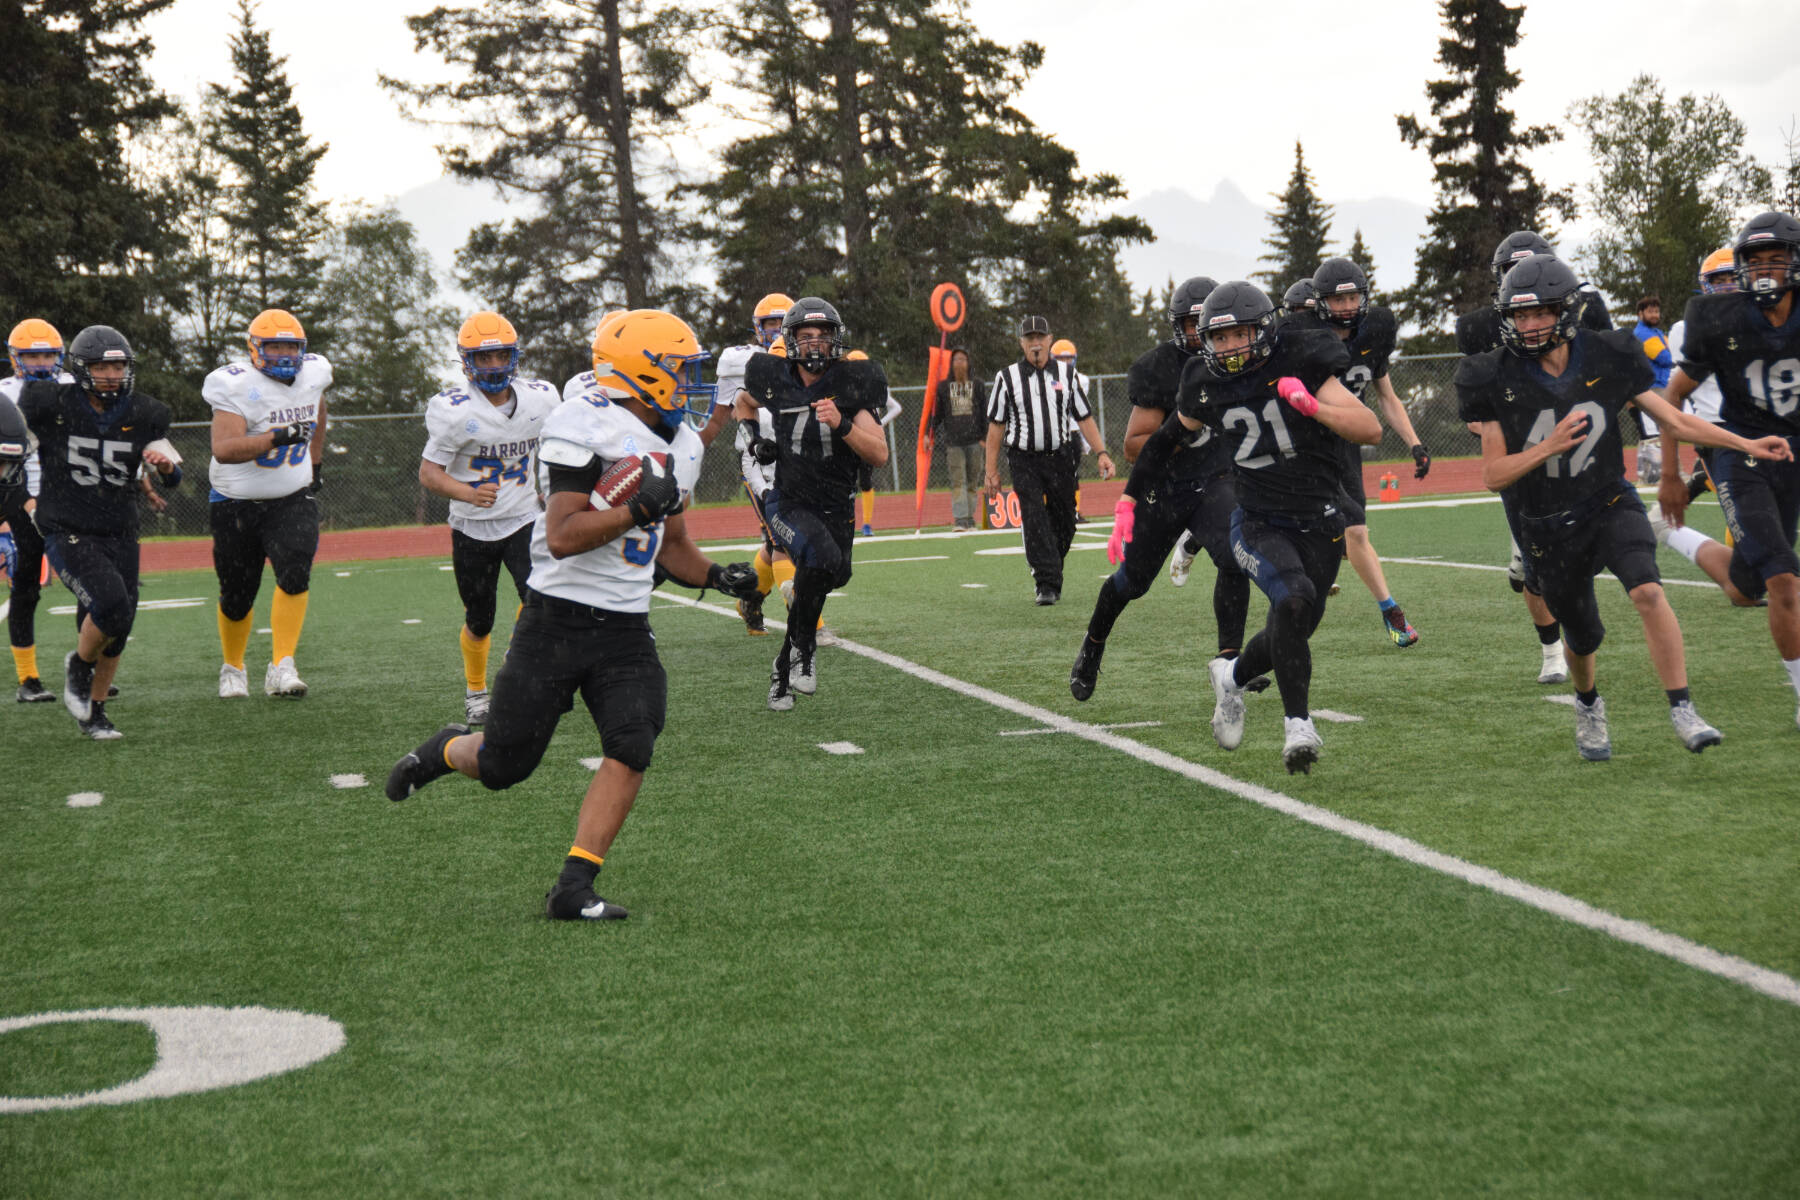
xmin=1576 ymin=688 xmax=1600 ymax=707
xmin=555 ymin=856 xmax=600 ymax=892
xmin=1267 ymin=597 xmax=1314 ymax=720
xmin=1536 ymin=621 xmax=1561 ymax=647
xmin=1665 ymin=687 xmax=1691 ymax=707
xmin=1213 ymin=568 xmax=1249 ymax=653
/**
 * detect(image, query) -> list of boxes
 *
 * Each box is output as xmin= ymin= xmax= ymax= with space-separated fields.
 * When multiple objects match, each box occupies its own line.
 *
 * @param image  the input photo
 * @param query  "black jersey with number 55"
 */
xmin=742 ymin=352 xmax=887 ymax=511
xmin=17 ymin=380 xmax=171 ymax=536
xmin=1674 ymin=290 xmax=1800 ymax=439
xmin=1456 ymin=328 xmax=1651 ymax=520
xmin=1176 ymin=328 xmax=1351 ymax=520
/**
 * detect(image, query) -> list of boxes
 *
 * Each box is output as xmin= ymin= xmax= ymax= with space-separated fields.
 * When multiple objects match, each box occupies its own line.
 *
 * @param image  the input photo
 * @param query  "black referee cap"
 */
xmin=1018 ymin=315 xmax=1050 ymax=336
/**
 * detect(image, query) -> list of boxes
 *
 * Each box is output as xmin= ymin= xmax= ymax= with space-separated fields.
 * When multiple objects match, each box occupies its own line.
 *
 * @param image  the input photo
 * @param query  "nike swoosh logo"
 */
xmin=121 ymin=425 xmax=134 ymax=430
xmin=1584 ymin=379 xmax=1599 ymax=387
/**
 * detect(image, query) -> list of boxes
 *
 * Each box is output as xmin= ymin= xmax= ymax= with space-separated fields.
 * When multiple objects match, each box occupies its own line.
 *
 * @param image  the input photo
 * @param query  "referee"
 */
xmin=984 ymin=315 xmax=1114 ymax=604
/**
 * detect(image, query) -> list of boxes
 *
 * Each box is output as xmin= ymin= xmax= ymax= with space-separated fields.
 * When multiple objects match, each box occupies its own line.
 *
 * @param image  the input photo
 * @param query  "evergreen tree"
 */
xmin=1254 ymin=143 xmax=1333 ymax=296
xmin=386 ymin=0 xmax=711 ymax=365
xmin=149 ymin=100 xmax=244 ymax=382
xmin=1570 ymin=75 xmax=1768 ymax=317
xmin=0 ymin=1 xmax=179 ymax=393
xmin=206 ymin=0 xmax=329 ymax=328
xmin=315 ymin=206 xmax=457 ymax=414
xmin=1396 ymin=0 xmax=1573 ymax=349
xmin=1345 ymin=228 xmax=1378 ymax=294
xmin=699 ymin=0 xmax=1147 ymax=378
xmin=1774 ymin=119 xmax=1800 ymax=215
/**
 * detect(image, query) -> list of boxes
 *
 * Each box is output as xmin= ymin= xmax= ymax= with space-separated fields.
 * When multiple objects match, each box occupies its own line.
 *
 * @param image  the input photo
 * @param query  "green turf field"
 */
xmin=4 ymin=494 xmax=1798 ymax=1198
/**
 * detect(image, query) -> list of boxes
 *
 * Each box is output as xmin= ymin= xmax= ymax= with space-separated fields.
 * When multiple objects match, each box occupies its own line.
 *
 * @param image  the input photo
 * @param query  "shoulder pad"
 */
xmin=539 ymin=437 xmax=598 ymax=469
xmin=1454 ymin=349 xmax=1502 ymax=389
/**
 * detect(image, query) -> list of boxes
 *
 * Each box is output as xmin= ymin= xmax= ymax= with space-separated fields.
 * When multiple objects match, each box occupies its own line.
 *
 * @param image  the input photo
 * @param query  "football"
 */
xmin=590 ymin=452 xmax=670 ymax=510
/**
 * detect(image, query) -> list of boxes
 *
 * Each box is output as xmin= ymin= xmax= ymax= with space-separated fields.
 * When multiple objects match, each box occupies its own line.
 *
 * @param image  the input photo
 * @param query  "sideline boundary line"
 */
xmin=658 ymin=590 xmax=1800 ymax=1010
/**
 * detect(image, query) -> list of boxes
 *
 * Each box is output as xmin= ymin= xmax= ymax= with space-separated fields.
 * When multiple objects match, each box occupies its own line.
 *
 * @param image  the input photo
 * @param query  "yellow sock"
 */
xmin=860 ymin=490 xmax=875 ymax=526
xmin=568 ymin=845 xmax=604 ymax=867
xmin=754 ymin=549 xmax=775 ymax=596
xmin=217 ymin=608 xmax=252 ymax=670
xmin=11 ymin=645 xmax=37 ymax=684
xmin=1075 ymin=485 xmax=1083 ymax=511
xmin=460 ymin=627 xmax=491 ymax=692
xmin=270 ymin=588 xmax=309 ymax=663
xmin=772 ymin=558 xmax=796 ymax=598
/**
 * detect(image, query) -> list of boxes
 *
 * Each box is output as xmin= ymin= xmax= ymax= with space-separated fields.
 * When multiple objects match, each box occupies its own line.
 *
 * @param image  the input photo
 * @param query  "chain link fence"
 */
xmin=139 ymin=354 xmax=1651 ymax=538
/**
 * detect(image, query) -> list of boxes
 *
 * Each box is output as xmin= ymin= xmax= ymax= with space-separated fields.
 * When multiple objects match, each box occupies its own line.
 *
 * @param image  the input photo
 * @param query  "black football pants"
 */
xmin=1007 ymin=447 xmax=1078 ymax=593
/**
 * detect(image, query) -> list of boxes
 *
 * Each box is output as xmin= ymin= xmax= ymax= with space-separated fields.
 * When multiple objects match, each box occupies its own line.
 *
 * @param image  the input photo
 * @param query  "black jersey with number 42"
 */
xmin=1456 ymin=328 xmax=1651 ymax=519
xmin=1675 ymin=290 xmax=1800 ymax=439
xmin=742 ymin=352 xmax=888 ymax=511
xmin=17 ymin=380 xmax=171 ymax=536
xmin=1127 ymin=341 xmax=1229 ymax=486
xmin=1176 ymin=329 xmax=1352 ymax=520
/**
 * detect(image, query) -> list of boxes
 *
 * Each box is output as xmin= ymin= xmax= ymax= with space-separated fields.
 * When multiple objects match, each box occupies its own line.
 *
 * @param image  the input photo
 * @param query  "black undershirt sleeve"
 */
xmin=1123 ymin=411 xmax=1186 ymax=501
xmin=547 ymin=460 xmax=605 ymax=496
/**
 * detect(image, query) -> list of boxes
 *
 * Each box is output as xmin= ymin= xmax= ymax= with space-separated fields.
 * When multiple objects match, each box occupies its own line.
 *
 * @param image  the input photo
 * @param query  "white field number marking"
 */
xmin=66 ymin=793 xmax=103 ymax=808
xmin=818 ymin=742 xmax=864 ymax=755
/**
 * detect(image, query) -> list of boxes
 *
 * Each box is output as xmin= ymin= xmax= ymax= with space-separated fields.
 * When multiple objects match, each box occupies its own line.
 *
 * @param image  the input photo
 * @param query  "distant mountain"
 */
xmin=1118 ymin=181 xmax=1429 ymax=300
xmin=387 ymin=175 xmax=523 ymax=304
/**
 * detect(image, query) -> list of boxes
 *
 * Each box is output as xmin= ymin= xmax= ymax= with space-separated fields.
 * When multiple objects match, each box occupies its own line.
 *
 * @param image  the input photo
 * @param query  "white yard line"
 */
xmin=656 ymin=590 xmax=1800 ymax=1010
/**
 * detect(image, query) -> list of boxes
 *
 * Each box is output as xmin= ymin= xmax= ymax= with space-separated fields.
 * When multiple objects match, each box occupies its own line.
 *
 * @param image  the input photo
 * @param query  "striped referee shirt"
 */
xmin=986 ymin=358 xmax=1091 ymax=453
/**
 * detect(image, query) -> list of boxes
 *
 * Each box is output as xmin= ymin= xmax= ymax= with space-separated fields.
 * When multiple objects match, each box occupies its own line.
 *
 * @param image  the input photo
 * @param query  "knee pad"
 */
xmin=604 ymin=721 xmax=658 ymax=774
xmin=1727 ymin=548 xmax=1770 ymax=602
xmin=475 ymin=740 xmax=542 ymax=791
xmin=796 ymin=565 xmax=839 ymax=599
xmin=463 ymin=601 xmax=497 ymax=640
xmin=1271 ymin=593 xmax=1313 ymax=634
xmin=1555 ymin=593 xmax=1606 ymax=657
xmin=272 ymin=560 xmax=312 ymax=595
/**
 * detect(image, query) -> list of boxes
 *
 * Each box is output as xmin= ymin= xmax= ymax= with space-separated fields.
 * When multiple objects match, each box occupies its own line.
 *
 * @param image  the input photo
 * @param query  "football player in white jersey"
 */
xmin=420 ymin=312 xmax=561 ymax=724
xmin=716 ymin=293 xmax=793 ymax=633
xmin=2 ymin=318 xmax=73 ymax=702
xmin=386 ymin=310 xmax=759 ymax=922
xmin=204 ymin=308 xmax=329 ymax=700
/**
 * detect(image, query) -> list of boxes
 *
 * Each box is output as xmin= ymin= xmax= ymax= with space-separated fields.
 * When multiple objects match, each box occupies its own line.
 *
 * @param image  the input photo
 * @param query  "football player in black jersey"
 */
xmin=1458 ymin=255 xmax=1789 ymax=760
xmin=1068 ymin=277 xmax=1251 ymax=701
xmin=17 ymin=326 xmax=181 ymax=739
xmin=1654 ymin=211 xmax=1800 ymax=730
xmin=1456 ymin=231 xmax=1616 ymax=687
xmin=1283 ymin=279 xmax=1318 ymax=317
xmin=735 ymin=297 xmax=890 ymax=710
xmin=1302 ymin=257 xmax=1430 ymax=647
xmin=1110 ymin=282 xmax=1380 ymax=773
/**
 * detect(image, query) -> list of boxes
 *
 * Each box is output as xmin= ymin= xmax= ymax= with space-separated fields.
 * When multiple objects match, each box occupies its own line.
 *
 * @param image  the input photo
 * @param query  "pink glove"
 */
xmin=1277 ymin=376 xmax=1319 ymax=417
xmin=1107 ymin=498 xmax=1136 ymax=564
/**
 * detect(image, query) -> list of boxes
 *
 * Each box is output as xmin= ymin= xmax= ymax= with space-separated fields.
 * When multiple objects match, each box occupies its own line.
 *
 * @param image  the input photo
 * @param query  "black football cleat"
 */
xmin=737 ymin=590 xmax=768 ymax=636
xmin=17 ymin=676 xmax=53 ymax=703
xmin=386 ymin=724 xmax=471 ymax=801
xmin=78 ymin=701 xmax=123 ymax=740
xmin=63 ymin=651 xmax=94 ymax=722
xmin=1069 ymin=636 xmax=1104 ymax=702
xmin=545 ymin=884 xmax=628 ymax=921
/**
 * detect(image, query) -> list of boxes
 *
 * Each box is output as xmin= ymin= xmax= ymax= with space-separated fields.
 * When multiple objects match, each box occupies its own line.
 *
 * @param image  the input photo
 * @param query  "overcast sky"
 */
xmin=142 ymin=1 xmax=1800 ymax=233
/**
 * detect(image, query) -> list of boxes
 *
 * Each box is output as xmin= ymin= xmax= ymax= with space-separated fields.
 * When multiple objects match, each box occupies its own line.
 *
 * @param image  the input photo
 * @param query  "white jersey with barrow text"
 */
xmin=0 ymin=371 xmax=73 ymax=496
xmin=527 ymin=393 xmax=704 ymax=613
xmin=203 ymin=355 xmax=332 ymax=500
xmin=422 ymin=377 xmax=559 ymax=539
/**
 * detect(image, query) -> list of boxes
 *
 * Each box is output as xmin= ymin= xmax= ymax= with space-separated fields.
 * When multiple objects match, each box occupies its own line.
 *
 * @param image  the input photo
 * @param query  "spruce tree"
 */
xmin=0 ymin=1 xmax=179 ymax=387
xmin=206 ymin=0 xmax=329 ymax=329
xmin=700 ymin=0 xmax=1147 ymax=377
xmin=1396 ymin=0 xmax=1572 ymax=348
xmin=1254 ymin=143 xmax=1333 ymax=296
xmin=315 ymin=206 xmax=456 ymax=414
xmin=1345 ymin=228 xmax=1378 ymax=294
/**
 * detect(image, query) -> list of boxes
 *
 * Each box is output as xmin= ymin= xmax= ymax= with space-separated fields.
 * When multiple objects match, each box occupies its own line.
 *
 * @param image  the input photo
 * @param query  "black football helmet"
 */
xmin=67 ymin=325 xmax=135 ymax=402
xmin=1168 ymin=276 xmax=1218 ymax=351
xmin=1491 ymin=231 xmax=1555 ymax=295
xmin=1732 ymin=211 xmax=1800 ymax=309
xmin=780 ymin=297 xmax=848 ymax=373
xmin=1198 ymin=282 xmax=1280 ymax=377
xmin=0 ymin=394 xmax=29 ymax=490
xmin=1497 ymin=254 xmax=1580 ymax=359
xmin=1282 ymin=279 xmax=1318 ymax=315
xmin=1311 ymin=257 xmax=1369 ymax=331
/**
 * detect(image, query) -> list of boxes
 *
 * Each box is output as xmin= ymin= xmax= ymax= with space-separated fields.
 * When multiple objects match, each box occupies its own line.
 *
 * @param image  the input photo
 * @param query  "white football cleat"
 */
xmin=219 ymin=663 xmax=249 ymax=699
xmin=1574 ymin=696 xmax=1611 ymax=761
xmin=1208 ymin=656 xmax=1246 ymax=751
xmin=1281 ymin=716 xmax=1322 ymax=774
xmin=1538 ymin=642 xmax=1569 ymax=685
xmin=1168 ymin=541 xmax=1196 ymax=587
xmin=792 ymin=648 xmax=818 ymax=695
xmin=465 ymin=688 xmax=490 ymax=725
xmin=1669 ymin=701 xmax=1721 ymax=753
xmin=265 ymin=656 xmax=308 ymax=698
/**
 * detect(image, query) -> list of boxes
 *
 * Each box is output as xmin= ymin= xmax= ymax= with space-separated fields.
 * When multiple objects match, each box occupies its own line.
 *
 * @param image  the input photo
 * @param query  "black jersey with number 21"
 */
xmin=1456 ymin=328 xmax=1651 ymax=519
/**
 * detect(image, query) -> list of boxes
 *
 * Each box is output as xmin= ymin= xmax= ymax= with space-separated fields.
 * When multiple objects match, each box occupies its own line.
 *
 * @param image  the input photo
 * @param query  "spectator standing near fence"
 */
xmin=932 ymin=348 xmax=984 ymax=530
xmin=1633 ymin=295 xmax=1673 ymax=483
xmin=983 ymin=315 xmax=1114 ymax=605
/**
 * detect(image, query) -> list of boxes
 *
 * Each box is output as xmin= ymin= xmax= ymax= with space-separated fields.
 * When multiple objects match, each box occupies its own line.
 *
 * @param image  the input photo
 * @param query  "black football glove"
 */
xmin=625 ymin=460 xmax=680 ymax=528
xmin=750 ymin=437 xmax=779 ymax=466
xmin=707 ymin=561 xmax=760 ymax=599
xmin=270 ymin=421 xmax=313 ymax=447
xmin=1411 ymin=442 xmax=1431 ymax=480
